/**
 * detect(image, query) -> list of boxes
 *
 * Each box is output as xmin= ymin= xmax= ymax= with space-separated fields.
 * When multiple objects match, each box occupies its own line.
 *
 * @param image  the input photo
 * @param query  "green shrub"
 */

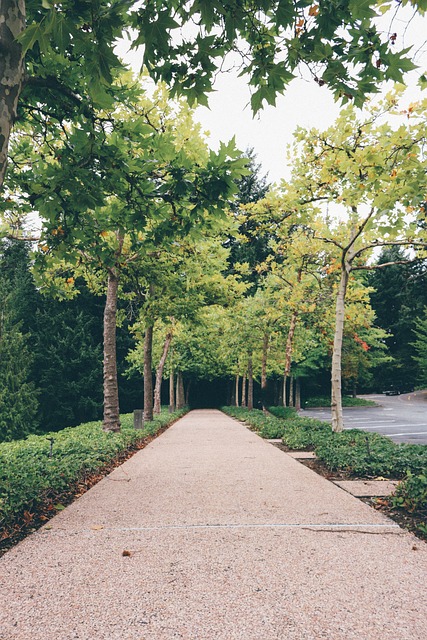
xmin=222 ymin=406 xmax=427 ymax=480
xmin=0 ymin=408 xmax=186 ymax=529
xmin=315 ymin=431 xmax=427 ymax=478
xmin=222 ymin=406 xmax=330 ymax=443
xmin=281 ymin=418 xmax=333 ymax=450
xmin=303 ymin=396 xmax=376 ymax=408
xmin=267 ymin=406 xmax=297 ymax=419
xmin=392 ymin=472 xmax=427 ymax=513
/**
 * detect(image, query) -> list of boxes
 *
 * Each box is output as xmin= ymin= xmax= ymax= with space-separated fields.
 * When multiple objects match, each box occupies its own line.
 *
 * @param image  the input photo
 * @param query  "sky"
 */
xmin=117 ymin=6 xmax=427 ymax=186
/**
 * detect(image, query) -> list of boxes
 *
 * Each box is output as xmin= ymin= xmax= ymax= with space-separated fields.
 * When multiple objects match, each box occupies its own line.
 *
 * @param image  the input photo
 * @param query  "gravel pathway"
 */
xmin=1 ymin=409 xmax=426 ymax=639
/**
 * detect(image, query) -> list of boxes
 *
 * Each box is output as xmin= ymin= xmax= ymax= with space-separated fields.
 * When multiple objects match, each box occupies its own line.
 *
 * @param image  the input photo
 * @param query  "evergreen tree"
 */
xmin=33 ymin=298 xmax=103 ymax=431
xmin=368 ymin=247 xmax=427 ymax=391
xmin=412 ymin=308 xmax=427 ymax=388
xmin=0 ymin=241 xmax=106 ymax=431
xmin=0 ymin=242 xmax=39 ymax=441
xmin=0 ymin=304 xmax=39 ymax=441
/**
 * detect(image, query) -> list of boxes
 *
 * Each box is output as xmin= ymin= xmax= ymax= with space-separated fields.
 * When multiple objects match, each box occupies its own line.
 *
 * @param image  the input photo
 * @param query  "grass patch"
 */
xmin=0 ymin=408 xmax=187 ymax=547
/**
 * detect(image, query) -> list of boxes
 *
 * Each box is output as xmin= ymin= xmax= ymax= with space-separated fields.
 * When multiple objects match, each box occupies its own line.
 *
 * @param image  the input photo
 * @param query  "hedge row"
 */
xmin=303 ymin=396 xmax=376 ymax=408
xmin=222 ymin=406 xmax=427 ymax=513
xmin=0 ymin=408 xmax=187 ymax=530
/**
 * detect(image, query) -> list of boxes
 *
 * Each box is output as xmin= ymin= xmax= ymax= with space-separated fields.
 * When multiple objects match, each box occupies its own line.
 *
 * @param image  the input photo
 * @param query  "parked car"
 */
xmin=383 ymin=387 xmax=400 ymax=396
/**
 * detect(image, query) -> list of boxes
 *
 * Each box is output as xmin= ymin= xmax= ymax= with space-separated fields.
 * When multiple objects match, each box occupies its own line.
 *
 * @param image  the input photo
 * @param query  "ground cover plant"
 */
xmin=222 ymin=406 xmax=427 ymax=539
xmin=303 ymin=396 xmax=377 ymax=408
xmin=0 ymin=408 xmax=187 ymax=554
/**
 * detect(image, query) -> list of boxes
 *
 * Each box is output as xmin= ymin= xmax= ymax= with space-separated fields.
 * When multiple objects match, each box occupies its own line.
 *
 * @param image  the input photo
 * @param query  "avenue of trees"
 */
xmin=1 ymin=1 xmax=427 ymax=441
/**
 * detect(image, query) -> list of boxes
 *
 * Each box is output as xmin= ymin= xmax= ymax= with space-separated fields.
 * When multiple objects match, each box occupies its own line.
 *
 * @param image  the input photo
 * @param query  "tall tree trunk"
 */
xmin=241 ymin=373 xmax=247 ymax=407
xmin=247 ymin=354 xmax=253 ymax=410
xmin=176 ymin=371 xmax=185 ymax=409
xmin=103 ymin=270 xmax=121 ymax=432
xmin=261 ymin=332 xmax=269 ymax=411
xmin=169 ymin=370 xmax=175 ymax=411
xmin=289 ymin=375 xmax=294 ymax=407
xmin=331 ymin=268 xmax=350 ymax=432
xmin=295 ymin=377 xmax=301 ymax=411
xmin=283 ymin=374 xmax=287 ymax=408
xmin=153 ymin=331 xmax=173 ymax=415
xmin=284 ymin=310 xmax=298 ymax=378
xmin=0 ymin=1 xmax=25 ymax=192
xmin=143 ymin=324 xmax=154 ymax=422
xmin=235 ymin=373 xmax=240 ymax=407
xmin=275 ymin=378 xmax=282 ymax=406
xmin=185 ymin=379 xmax=191 ymax=405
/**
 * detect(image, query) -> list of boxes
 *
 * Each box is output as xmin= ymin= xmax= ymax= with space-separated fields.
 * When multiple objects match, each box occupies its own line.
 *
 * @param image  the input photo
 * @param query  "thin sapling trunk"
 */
xmin=153 ymin=331 xmax=173 ymax=414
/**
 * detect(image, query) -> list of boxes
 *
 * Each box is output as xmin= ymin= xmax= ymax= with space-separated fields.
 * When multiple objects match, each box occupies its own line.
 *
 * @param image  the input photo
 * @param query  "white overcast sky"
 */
xmin=117 ymin=6 xmax=427 ymax=185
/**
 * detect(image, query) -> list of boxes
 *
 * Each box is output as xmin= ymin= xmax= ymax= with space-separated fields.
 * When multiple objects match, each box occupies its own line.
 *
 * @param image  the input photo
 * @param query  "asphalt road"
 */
xmin=303 ymin=389 xmax=427 ymax=445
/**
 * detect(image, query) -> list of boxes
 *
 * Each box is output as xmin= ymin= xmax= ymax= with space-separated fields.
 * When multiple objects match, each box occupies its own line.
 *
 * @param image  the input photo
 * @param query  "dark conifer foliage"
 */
xmin=0 ymin=241 xmax=39 ymax=441
xmin=368 ymin=247 xmax=427 ymax=391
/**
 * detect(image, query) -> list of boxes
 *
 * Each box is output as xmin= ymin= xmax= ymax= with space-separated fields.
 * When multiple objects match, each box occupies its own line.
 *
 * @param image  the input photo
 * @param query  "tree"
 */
xmin=289 ymin=92 xmax=427 ymax=430
xmin=33 ymin=301 xmax=103 ymax=430
xmin=227 ymin=148 xmax=271 ymax=292
xmin=368 ymin=247 xmax=427 ymax=390
xmin=127 ymin=234 xmax=245 ymax=413
xmin=131 ymin=1 xmax=421 ymax=109
xmin=1 ymin=1 xmax=423 ymax=193
xmin=1 ymin=0 xmax=131 ymax=190
xmin=412 ymin=308 xmax=427 ymax=388
xmin=3 ymin=76 xmax=247 ymax=431
xmin=0 ymin=242 xmax=38 ymax=441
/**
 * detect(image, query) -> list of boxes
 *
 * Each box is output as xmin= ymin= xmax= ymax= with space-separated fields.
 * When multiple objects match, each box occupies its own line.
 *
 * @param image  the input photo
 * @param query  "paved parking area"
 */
xmin=304 ymin=391 xmax=427 ymax=444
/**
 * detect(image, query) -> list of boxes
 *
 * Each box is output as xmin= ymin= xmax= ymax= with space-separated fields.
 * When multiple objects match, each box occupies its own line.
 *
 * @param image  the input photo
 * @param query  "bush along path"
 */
xmin=0 ymin=408 xmax=188 ymax=555
xmin=222 ymin=406 xmax=427 ymax=541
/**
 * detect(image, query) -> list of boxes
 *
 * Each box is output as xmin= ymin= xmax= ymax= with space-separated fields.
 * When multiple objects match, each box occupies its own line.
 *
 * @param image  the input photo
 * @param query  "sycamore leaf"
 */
xmin=275 ymin=0 xmax=295 ymax=28
xmin=17 ymin=23 xmax=47 ymax=55
xmin=348 ymin=0 xmax=378 ymax=20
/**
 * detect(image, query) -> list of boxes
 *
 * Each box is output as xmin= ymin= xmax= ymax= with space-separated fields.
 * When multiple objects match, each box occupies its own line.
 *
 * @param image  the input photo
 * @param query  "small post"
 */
xmin=134 ymin=410 xmax=144 ymax=430
xmin=47 ymin=437 xmax=55 ymax=458
xmin=168 ymin=405 xmax=174 ymax=413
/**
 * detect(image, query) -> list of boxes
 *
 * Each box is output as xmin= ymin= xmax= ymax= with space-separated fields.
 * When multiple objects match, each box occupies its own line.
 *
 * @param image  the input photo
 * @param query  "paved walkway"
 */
xmin=1 ymin=410 xmax=426 ymax=639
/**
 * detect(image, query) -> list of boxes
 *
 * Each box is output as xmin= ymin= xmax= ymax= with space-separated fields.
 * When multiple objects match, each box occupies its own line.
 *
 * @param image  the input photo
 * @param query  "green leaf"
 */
xmin=17 ymin=23 xmax=46 ymax=55
xmin=348 ymin=0 xmax=378 ymax=20
xmin=385 ymin=48 xmax=417 ymax=83
xmin=275 ymin=0 xmax=295 ymax=28
xmin=52 ymin=16 xmax=71 ymax=53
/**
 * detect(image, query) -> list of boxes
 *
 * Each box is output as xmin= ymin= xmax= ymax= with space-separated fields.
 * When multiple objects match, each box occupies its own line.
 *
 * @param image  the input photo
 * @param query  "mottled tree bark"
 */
xmin=143 ymin=324 xmax=154 ymax=422
xmin=289 ymin=375 xmax=294 ymax=407
xmin=247 ymin=354 xmax=253 ymax=410
xmin=103 ymin=271 xmax=121 ymax=431
xmin=153 ymin=331 xmax=172 ymax=414
xmin=169 ymin=370 xmax=175 ymax=411
xmin=235 ymin=373 xmax=240 ymax=407
xmin=176 ymin=371 xmax=185 ymax=409
xmin=261 ymin=332 xmax=269 ymax=411
xmin=185 ymin=379 xmax=191 ymax=405
xmin=284 ymin=310 xmax=298 ymax=378
xmin=295 ymin=377 xmax=301 ymax=411
xmin=283 ymin=374 xmax=287 ymax=408
xmin=0 ymin=0 xmax=25 ymax=192
xmin=241 ymin=373 xmax=246 ymax=407
xmin=331 ymin=267 xmax=350 ymax=432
